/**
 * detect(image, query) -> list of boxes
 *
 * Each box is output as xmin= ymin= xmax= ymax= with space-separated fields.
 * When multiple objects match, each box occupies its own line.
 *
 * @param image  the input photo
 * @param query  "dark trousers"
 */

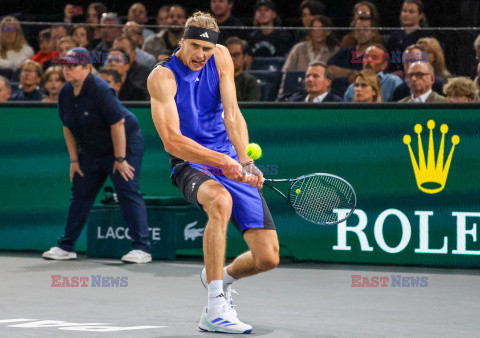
xmin=58 ymin=130 xmax=151 ymax=253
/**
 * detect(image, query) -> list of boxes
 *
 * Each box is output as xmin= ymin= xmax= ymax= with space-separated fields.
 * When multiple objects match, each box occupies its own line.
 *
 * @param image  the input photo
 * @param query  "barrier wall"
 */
xmin=1 ymin=103 xmax=479 ymax=267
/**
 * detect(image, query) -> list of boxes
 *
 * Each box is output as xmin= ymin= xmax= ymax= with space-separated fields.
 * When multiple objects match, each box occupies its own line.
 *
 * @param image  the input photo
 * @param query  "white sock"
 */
xmin=208 ymin=280 xmax=224 ymax=308
xmin=223 ymin=266 xmax=237 ymax=289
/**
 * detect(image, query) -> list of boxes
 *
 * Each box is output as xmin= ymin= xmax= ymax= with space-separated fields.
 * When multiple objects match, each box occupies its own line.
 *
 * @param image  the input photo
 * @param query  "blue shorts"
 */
xmin=171 ymin=160 xmax=275 ymax=233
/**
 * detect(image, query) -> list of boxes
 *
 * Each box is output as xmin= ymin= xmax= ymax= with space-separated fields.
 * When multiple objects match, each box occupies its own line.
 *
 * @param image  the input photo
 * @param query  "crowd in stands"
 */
xmin=0 ymin=0 xmax=479 ymax=103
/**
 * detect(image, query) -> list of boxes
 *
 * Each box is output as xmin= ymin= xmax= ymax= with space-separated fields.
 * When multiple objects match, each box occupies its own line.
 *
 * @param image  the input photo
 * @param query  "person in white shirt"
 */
xmin=0 ymin=16 xmax=34 ymax=70
xmin=399 ymin=62 xmax=447 ymax=103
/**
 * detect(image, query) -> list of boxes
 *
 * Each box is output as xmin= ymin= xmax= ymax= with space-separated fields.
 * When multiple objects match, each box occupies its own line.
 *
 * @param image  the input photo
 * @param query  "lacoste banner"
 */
xmin=240 ymin=106 xmax=480 ymax=267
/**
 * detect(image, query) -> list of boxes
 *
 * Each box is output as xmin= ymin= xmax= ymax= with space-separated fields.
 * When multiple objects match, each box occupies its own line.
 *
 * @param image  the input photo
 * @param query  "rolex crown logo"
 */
xmin=403 ymin=120 xmax=460 ymax=194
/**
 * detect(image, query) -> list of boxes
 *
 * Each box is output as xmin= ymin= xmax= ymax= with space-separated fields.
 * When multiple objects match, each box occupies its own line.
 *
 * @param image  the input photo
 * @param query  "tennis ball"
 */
xmin=295 ymin=189 xmax=301 ymax=194
xmin=246 ymin=143 xmax=262 ymax=160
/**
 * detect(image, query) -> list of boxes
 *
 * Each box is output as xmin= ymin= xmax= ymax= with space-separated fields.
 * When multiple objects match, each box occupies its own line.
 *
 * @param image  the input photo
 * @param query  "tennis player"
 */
xmin=149 ymin=11 xmax=279 ymax=334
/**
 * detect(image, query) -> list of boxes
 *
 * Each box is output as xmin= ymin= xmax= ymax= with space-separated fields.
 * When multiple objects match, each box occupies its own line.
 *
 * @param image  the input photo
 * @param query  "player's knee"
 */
xmin=205 ymin=191 xmax=232 ymax=221
xmin=256 ymin=253 xmax=279 ymax=272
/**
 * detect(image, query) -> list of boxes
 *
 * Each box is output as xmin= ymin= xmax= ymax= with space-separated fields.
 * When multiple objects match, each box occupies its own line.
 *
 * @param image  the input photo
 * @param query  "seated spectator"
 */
xmin=98 ymin=66 xmax=121 ymax=94
xmin=105 ymin=49 xmax=147 ymax=101
xmin=122 ymin=21 xmax=156 ymax=69
xmin=113 ymin=35 xmax=149 ymax=89
xmin=327 ymin=16 xmax=383 ymax=79
xmin=353 ymin=69 xmax=382 ymax=102
xmin=399 ymin=62 xmax=447 ymax=102
xmin=416 ymin=37 xmax=452 ymax=81
xmin=42 ymin=66 xmax=65 ymax=103
xmin=127 ymin=3 xmax=154 ymax=40
xmin=31 ymin=29 xmax=56 ymax=65
xmin=392 ymin=44 xmax=444 ymax=101
xmin=387 ymin=0 xmax=432 ymax=75
xmin=63 ymin=4 xmax=83 ymax=24
xmin=0 ymin=17 xmax=34 ymax=70
xmin=42 ymin=36 xmax=77 ymax=70
xmin=343 ymin=44 xmax=403 ymax=102
xmin=0 ymin=75 xmax=12 ymax=102
xmin=93 ymin=13 xmax=122 ymax=56
xmin=86 ymin=2 xmax=108 ymax=49
xmin=295 ymin=0 xmax=326 ymax=42
xmin=225 ymin=37 xmax=261 ymax=101
xmin=443 ymin=77 xmax=476 ymax=102
xmin=289 ymin=61 xmax=341 ymax=102
xmin=51 ymin=25 xmax=68 ymax=49
xmin=143 ymin=5 xmax=187 ymax=61
xmin=340 ymin=2 xmax=383 ymax=48
xmin=248 ymin=0 xmax=294 ymax=57
xmin=9 ymin=60 xmax=44 ymax=101
xmin=156 ymin=6 xmax=170 ymax=31
xmin=72 ymin=25 xmax=90 ymax=49
xmin=211 ymin=0 xmax=247 ymax=44
xmin=283 ymin=16 xmax=339 ymax=72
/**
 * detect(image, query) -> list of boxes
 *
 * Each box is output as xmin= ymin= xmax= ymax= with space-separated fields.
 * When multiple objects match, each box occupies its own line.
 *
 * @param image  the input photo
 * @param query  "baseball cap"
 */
xmin=254 ymin=0 xmax=276 ymax=11
xmin=61 ymin=47 xmax=92 ymax=64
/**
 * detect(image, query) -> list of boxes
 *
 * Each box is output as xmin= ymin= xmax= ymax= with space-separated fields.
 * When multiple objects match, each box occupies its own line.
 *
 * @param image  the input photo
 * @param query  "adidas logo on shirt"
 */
xmin=200 ymin=32 xmax=209 ymax=38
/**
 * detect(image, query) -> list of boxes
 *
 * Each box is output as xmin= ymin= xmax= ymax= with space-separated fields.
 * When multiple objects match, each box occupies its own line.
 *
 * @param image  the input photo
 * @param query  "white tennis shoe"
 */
xmin=42 ymin=247 xmax=77 ymax=260
xmin=121 ymin=250 xmax=152 ymax=263
xmin=201 ymin=268 xmax=237 ymax=315
xmin=199 ymin=302 xmax=252 ymax=334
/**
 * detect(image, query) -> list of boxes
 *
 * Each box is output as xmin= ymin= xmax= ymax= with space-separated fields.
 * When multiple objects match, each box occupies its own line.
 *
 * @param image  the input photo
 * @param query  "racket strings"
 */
xmin=289 ymin=175 xmax=355 ymax=224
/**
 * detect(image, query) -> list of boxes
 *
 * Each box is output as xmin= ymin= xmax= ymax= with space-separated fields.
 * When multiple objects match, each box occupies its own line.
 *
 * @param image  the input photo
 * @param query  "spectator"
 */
xmin=340 ymin=1 xmax=382 ymax=48
xmin=391 ymin=44 xmax=444 ymax=101
xmin=143 ymin=5 xmax=187 ymax=61
xmin=399 ymin=61 xmax=447 ymax=102
xmin=105 ymin=49 xmax=147 ymax=101
xmin=297 ymin=0 xmax=326 ymax=39
xmin=42 ymin=66 xmax=65 ymax=103
xmin=387 ymin=0 xmax=431 ymax=75
xmin=0 ymin=75 xmax=11 ymax=102
xmin=327 ymin=16 xmax=383 ymax=79
xmin=122 ymin=21 xmax=156 ymax=69
xmin=51 ymin=25 xmax=68 ymax=49
xmin=353 ymin=69 xmax=382 ymax=102
xmin=0 ymin=16 xmax=34 ymax=70
xmin=127 ymin=3 xmax=154 ymax=40
xmin=72 ymin=25 xmax=90 ymax=49
xmin=225 ymin=37 xmax=261 ymax=101
xmin=416 ymin=37 xmax=452 ymax=81
xmin=113 ymin=35 xmax=149 ymax=89
xmin=43 ymin=36 xmax=78 ymax=70
xmin=156 ymin=6 xmax=170 ymax=31
xmin=31 ymin=29 xmax=56 ymax=65
xmin=86 ymin=2 xmax=108 ymax=49
xmin=443 ymin=77 xmax=476 ymax=102
xmin=98 ymin=66 xmax=122 ymax=94
xmin=64 ymin=4 xmax=83 ymax=24
xmin=248 ymin=0 xmax=294 ymax=57
xmin=283 ymin=16 xmax=339 ymax=72
xmin=93 ymin=13 xmax=122 ymax=55
xmin=9 ymin=60 xmax=44 ymax=101
xmin=211 ymin=0 xmax=246 ymax=44
xmin=343 ymin=44 xmax=403 ymax=102
xmin=289 ymin=61 xmax=341 ymax=102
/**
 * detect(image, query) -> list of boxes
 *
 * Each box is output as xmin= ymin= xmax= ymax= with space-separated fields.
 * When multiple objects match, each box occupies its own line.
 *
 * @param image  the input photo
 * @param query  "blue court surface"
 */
xmin=0 ymin=252 xmax=479 ymax=337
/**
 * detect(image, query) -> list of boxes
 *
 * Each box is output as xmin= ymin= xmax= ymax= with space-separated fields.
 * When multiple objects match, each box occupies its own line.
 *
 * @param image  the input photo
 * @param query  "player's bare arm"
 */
xmin=148 ymin=65 xmax=244 ymax=181
xmin=215 ymin=45 xmax=263 ymax=188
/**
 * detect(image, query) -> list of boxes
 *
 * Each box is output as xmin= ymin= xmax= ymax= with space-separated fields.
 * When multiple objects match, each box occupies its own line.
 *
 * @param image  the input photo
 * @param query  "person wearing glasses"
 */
xmin=42 ymin=47 xmax=152 ymax=263
xmin=122 ymin=21 xmax=156 ymax=69
xmin=0 ymin=16 xmax=34 ymax=70
xmin=398 ymin=61 xmax=447 ymax=102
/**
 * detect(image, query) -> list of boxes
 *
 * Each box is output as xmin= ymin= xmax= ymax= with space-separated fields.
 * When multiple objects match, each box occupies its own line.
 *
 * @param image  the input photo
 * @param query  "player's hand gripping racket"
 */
xmin=263 ymin=173 xmax=356 ymax=225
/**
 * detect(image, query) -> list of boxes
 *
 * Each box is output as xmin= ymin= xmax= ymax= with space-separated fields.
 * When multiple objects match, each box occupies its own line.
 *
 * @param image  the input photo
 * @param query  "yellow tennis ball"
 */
xmin=295 ymin=189 xmax=301 ymax=194
xmin=246 ymin=143 xmax=262 ymax=160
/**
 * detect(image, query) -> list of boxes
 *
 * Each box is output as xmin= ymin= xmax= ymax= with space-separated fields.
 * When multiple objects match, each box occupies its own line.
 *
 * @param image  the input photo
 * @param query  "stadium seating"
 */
xmin=245 ymin=70 xmax=282 ymax=101
xmin=250 ymin=57 xmax=286 ymax=71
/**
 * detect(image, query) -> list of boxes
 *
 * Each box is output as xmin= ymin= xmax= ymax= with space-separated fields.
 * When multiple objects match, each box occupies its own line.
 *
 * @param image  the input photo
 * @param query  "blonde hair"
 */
xmin=443 ymin=77 xmax=476 ymax=101
xmin=185 ymin=11 xmax=219 ymax=32
xmin=43 ymin=66 xmax=65 ymax=83
xmin=355 ymin=69 xmax=383 ymax=103
xmin=21 ymin=59 xmax=43 ymax=80
xmin=57 ymin=36 xmax=77 ymax=51
xmin=417 ymin=37 xmax=452 ymax=79
xmin=0 ymin=16 xmax=28 ymax=58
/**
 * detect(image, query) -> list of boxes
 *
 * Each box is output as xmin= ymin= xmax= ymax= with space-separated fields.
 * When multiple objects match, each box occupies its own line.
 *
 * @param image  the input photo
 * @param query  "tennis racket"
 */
xmin=263 ymin=173 xmax=356 ymax=225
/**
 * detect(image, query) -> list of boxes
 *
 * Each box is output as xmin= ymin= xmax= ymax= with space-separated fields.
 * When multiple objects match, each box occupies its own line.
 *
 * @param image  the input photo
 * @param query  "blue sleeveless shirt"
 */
xmin=162 ymin=50 xmax=236 ymax=159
